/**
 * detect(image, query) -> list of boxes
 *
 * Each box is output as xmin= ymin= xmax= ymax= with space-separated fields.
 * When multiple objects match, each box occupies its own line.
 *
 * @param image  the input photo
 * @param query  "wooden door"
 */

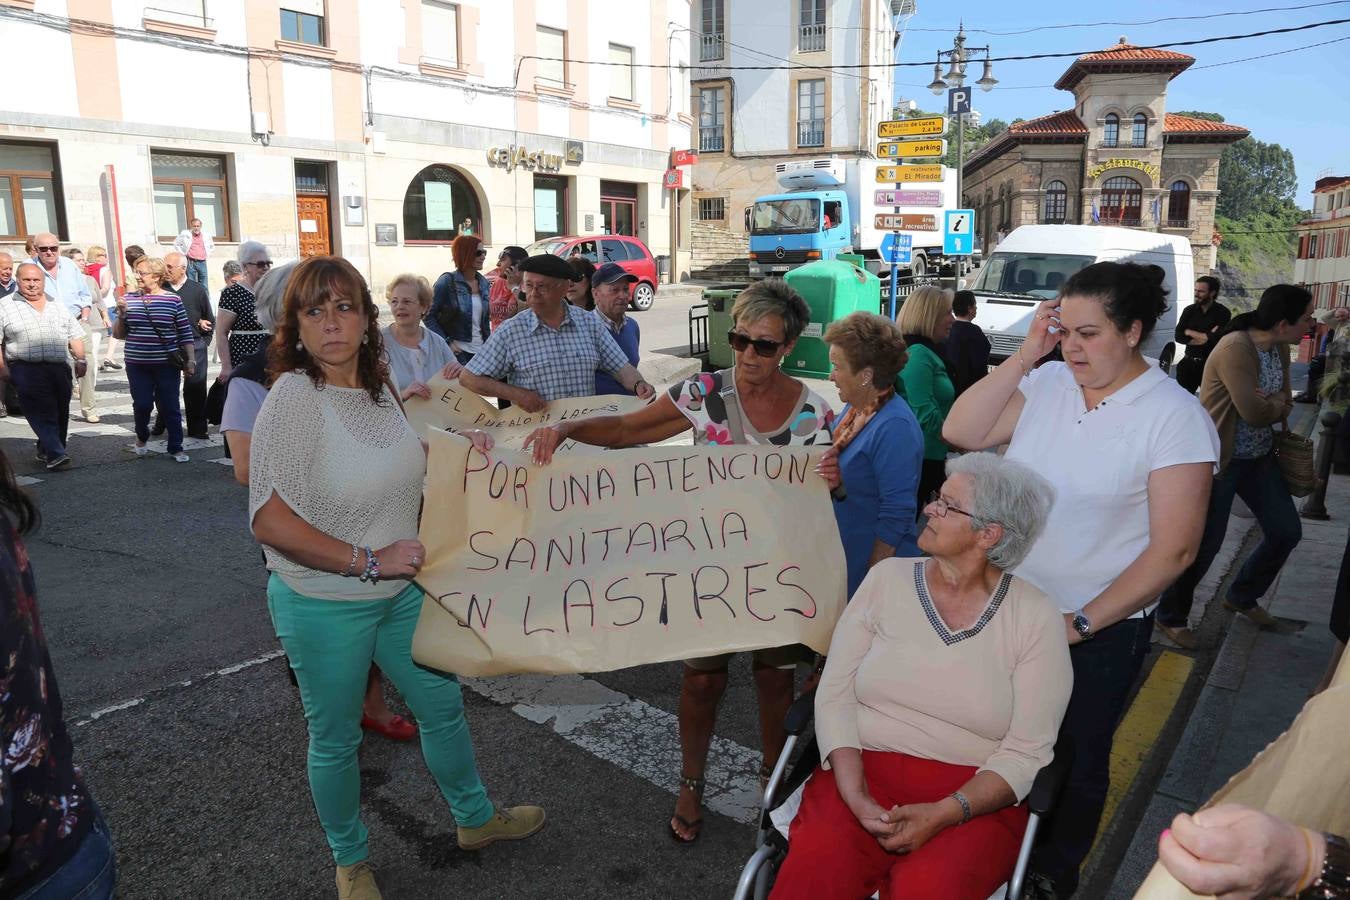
xmin=296 ymin=195 xmax=331 ymax=257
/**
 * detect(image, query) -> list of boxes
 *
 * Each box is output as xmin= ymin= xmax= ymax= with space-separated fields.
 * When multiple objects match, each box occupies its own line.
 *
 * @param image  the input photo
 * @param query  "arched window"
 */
xmin=1101 ymin=175 xmax=1142 ymax=225
xmin=1167 ymin=180 xmax=1191 ymax=226
xmin=1103 ymin=113 xmax=1119 ymax=148
xmin=1132 ymin=113 xmax=1148 ymax=147
xmin=402 ymin=164 xmax=484 ymax=243
xmin=1043 ymin=180 xmax=1067 ymax=224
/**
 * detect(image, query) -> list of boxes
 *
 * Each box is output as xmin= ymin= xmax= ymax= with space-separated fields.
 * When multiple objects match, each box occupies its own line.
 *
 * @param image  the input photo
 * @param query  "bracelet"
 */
xmin=1298 ymin=828 xmax=1320 ymax=894
xmin=1016 ymin=349 xmax=1032 ymax=378
xmin=358 ymin=547 xmax=381 ymax=584
xmin=1300 ymin=832 xmax=1350 ymax=899
xmin=341 ymin=543 xmax=360 ymax=578
xmin=949 ymin=791 xmax=971 ymax=825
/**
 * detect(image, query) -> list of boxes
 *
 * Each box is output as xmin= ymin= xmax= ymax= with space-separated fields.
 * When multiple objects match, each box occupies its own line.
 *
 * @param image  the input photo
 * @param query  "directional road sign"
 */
xmin=879 ymin=232 xmax=912 ymax=265
xmin=875 ymin=164 xmax=946 ymax=184
xmin=876 ymin=139 xmax=946 ymax=160
xmin=874 ymin=189 xmax=944 ymax=207
xmin=875 ymin=213 xmax=938 ymax=231
xmin=878 ymin=116 xmax=947 ymax=139
xmin=943 ymin=208 xmax=975 ymax=256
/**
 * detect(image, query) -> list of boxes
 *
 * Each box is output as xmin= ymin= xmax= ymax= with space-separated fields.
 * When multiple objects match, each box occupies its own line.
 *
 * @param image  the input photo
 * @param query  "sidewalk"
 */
xmin=1109 ymin=416 xmax=1346 ymax=896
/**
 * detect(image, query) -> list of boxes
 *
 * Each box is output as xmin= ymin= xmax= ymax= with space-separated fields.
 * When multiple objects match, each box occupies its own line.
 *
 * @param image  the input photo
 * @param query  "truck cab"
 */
xmin=748 ymin=162 xmax=851 ymax=278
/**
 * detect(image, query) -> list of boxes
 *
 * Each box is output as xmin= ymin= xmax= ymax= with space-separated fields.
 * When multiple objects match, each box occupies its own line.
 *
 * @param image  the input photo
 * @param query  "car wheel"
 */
xmin=630 ymin=282 xmax=656 ymax=311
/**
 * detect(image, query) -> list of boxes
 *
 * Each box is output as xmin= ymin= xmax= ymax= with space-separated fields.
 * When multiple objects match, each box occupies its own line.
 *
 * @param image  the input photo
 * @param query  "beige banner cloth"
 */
xmin=411 ymin=429 xmax=848 ymax=676
xmin=1133 ymin=651 xmax=1350 ymax=898
xmin=401 ymin=376 xmax=646 ymax=450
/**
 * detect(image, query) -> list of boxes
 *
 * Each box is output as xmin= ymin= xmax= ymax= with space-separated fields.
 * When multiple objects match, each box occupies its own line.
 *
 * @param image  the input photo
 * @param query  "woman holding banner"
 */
xmin=249 ymin=256 xmax=544 ymax=898
xmin=523 ymin=279 xmax=836 ymax=844
xmin=380 ymin=273 xmax=462 ymax=402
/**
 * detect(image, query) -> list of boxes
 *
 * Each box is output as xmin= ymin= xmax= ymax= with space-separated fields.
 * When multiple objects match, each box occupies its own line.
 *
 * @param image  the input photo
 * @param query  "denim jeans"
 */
xmin=127 ymin=363 xmax=184 ymax=453
xmin=16 ymin=801 xmax=116 ymax=900
xmin=1157 ymin=452 xmax=1302 ymax=627
xmin=1029 ymin=615 xmax=1154 ymax=895
xmin=186 ymin=257 xmax=208 ymax=286
xmin=8 ymin=361 xmax=72 ymax=458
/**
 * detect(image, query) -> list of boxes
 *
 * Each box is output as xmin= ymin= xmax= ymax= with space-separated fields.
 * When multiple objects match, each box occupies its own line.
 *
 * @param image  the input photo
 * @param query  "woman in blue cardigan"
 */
xmin=821 ymin=312 xmax=924 ymax=597
xmin=897 ymin=285 xmax=957 ymax=518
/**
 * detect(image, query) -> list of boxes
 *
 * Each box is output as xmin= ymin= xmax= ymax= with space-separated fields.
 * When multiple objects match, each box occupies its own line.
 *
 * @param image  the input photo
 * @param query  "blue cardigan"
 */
xmin=427 ymin=270 xmax=491 ymax=345
xmin=831 ymin=394 xmax=924 ymax=598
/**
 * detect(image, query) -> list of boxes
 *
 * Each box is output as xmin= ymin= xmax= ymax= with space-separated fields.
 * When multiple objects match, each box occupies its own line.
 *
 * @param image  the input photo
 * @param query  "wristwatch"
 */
xmin=1072 ymin=612 xmax=1094 ymax=642
xmin=1300 ymin=832 xmax=1350 ymax=899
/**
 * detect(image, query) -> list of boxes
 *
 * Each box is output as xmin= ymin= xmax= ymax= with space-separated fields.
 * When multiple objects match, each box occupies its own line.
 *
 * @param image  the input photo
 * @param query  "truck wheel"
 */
xmin=630 ymin=282 xmax=656 ymax=311
xmin=911 ymin=255 xmax=928 ymax=278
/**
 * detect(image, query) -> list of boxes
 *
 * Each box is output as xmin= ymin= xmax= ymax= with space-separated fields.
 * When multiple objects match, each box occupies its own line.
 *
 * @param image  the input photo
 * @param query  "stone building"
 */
xmin=961 ymin=38 xmax=1249 ymax=271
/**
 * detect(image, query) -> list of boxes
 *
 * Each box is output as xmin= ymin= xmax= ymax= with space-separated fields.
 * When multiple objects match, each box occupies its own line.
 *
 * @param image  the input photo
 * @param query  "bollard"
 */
xmin=1300 ymin=411 xmax=1341 ymax=520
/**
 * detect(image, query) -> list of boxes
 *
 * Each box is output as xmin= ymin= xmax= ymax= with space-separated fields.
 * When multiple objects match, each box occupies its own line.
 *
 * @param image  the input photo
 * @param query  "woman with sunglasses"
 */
xmin=522 ymin=279 xmax=836 ymax=844
xmin=215 ymin=241 xmax=273 ymax=384
xmin=427 ymin=235 xmax=491 ymax=365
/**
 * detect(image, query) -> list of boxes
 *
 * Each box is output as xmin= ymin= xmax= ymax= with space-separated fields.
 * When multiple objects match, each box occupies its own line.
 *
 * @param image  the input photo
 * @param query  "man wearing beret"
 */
xmin=459 ymin=254 xmax=656 ymax=412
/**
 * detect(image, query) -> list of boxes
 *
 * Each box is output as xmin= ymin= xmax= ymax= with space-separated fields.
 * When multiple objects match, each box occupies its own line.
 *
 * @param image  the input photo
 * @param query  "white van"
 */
xmin=968 ymin=225 xmax=1195 ymax=367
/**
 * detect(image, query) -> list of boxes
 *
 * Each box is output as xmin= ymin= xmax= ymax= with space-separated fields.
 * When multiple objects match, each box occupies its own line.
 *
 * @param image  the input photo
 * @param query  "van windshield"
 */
xmin=751 ymin=199 xmax=821 ymax=235
xmin=971 ymin=252 xmax=1096 ymax=299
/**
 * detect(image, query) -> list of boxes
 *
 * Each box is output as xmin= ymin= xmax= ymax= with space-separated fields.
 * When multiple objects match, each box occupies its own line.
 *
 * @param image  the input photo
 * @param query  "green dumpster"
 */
xmin=703 ymin=284 xmax=748 ymax=370
xmin=782 ymin=261 xmax=881 ymax=378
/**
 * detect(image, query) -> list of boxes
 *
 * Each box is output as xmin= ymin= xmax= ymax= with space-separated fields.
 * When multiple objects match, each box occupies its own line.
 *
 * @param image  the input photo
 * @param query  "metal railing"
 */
xmin=698 ymin=127 xmax=725 ymax=152
xmin=1164 ymin=218 xmax=1191 ymax=229
xmin=798 ymin=23 xmax=825 ymax=52
xmin=143 ymin=4 xmax=213 ymax=27
xmin=699 ymin=33 xmax=725 ymax=61
xmin=797 ymin=121 xmax=824 ymax=147
xmin=879 ymin=273 xmax=942 ymax=311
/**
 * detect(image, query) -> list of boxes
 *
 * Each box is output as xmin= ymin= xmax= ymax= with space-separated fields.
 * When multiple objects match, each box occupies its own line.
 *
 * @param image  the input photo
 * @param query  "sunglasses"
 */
xmin=727 ymin=330 xmax=785 ymax=358
xmin=475 ymin=249 xmax=488 ymax=257
xmin=36 ymin=245 xmax=59 ymax=252
xmin=248 ymin=260 xmax=274 ymax=269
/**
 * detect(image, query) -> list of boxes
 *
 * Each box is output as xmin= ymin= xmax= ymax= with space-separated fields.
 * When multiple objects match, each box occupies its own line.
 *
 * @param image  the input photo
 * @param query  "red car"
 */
xmin=525 ymin=234 xmax=658 ymax=311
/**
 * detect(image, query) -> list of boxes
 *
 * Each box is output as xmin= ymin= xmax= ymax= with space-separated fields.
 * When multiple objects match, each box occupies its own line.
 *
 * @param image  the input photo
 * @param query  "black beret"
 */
xmin=517 ymin=253 xmax=579 ymax=280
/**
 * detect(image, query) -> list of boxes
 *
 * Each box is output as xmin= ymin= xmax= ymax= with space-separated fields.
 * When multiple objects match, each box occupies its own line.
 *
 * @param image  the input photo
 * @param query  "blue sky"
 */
xmin=891 ymin=1 xmax=1350 ymax=204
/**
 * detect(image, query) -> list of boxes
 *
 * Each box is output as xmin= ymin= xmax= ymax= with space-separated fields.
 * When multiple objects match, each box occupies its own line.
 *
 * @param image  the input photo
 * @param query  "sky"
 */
xmin=891 ymin=0 xmax=1350 ymax=203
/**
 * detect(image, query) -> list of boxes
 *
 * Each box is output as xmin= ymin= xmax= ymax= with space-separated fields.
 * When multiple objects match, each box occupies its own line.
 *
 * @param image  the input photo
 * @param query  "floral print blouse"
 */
xmin=1 ymin=518 xmax=92 ymax=895
xmin=668 ymin=368 xmax=835 ymax=446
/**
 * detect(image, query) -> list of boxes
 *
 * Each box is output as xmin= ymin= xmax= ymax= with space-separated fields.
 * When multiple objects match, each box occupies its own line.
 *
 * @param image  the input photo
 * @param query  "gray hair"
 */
xmin=945 ymin=452 xmax=1055 ymax=571
xmin=222 ymin=260 xmax=243 ymax=279
xmin=253 ymin=260 xmax=300 ymax=334
xmin=237 ymin=240 xmax=268 ymax=264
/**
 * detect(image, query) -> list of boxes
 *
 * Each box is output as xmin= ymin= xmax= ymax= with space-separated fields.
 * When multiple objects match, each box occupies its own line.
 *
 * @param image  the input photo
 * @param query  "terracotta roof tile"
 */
xmin=1162 ymin=113 xmax=1249 ymax=135
xmin=1056 ymin=38 xmax=1194 ymax=90
xmin=1077 ymin=42 xmax=1194 ymax=64
xmin=1009 ymin=111 xmax=1088 ymax=136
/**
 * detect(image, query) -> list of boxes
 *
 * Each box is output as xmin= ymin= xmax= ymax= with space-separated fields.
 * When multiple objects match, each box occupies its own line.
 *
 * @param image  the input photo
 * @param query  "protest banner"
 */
xmin=401 ymin=376 xmax=647 ymax=451
xmin=410 ymin=429 xmax=848 ymax=676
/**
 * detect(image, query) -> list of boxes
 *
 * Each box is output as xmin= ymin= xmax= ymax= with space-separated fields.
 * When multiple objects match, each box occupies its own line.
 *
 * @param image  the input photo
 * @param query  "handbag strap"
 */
xmin=139 ymin=296 xmax=183 ymax=355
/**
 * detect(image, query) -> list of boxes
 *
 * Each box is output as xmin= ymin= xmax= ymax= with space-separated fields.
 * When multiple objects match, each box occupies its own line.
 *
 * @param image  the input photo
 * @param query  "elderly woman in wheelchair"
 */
xmin=768 ymin=453 xmax=1072 ymax=900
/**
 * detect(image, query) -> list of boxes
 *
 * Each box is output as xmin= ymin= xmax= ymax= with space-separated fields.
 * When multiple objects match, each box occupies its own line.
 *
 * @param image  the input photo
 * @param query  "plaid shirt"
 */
xmin=0 ymin=296 xmax=82 ymax=363
xmin=466 ymin=304 xmax=632 ymax=401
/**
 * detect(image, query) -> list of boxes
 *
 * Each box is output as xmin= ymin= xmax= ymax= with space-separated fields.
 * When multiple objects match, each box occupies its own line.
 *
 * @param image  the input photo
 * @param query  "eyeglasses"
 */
xmin=475 ymin=249 xmax=488 ymax=257
xmin=248 ymin=260 xmax=274 ymax=269
xmin=927 ymin=491 xmax=974 ymax=519
xmin=727 ymin=330 xmax=786 ymax=358
xmin=36 ymin=245 xmax=58 ymax=253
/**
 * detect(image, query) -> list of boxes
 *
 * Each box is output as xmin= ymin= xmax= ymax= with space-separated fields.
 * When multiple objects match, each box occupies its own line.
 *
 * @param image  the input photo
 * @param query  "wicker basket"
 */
xmin=1275 ymin=422 xmax=1316 ymax=498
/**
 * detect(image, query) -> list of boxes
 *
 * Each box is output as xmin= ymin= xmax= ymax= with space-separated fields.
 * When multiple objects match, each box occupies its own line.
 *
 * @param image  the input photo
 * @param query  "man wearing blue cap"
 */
xmin=459 ymin=254 xmax=655 ymax=411
xmin=591 ymin=263 xmax=641 ymax=396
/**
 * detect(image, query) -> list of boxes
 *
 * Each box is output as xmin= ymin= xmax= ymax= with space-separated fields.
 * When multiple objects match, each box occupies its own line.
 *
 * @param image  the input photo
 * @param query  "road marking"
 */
xmin=72 ymin=650 xmax=287 ymax=727
xmin=1092 ymin=649 xmax=1194 ymax=856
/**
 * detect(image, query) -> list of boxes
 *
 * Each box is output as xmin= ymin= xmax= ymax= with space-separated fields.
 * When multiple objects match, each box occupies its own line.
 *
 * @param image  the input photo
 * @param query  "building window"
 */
xmin=1132 ymin=113 xmax=1147 ymax=148
xmin=1167 ymin=180 xmax=1191 ymax=227
xmin=797 ymin=79 xmax=825 ymax=147
xmin=280 ymin=7 xmax=325 ymax=46
xmin=421 ymin=1 xmax=459 ymax=68
xmin=1043 ymin=180 xmax=1067 ymax=224
xmin=151 ymin=151 xmax=230 ymax=241
xmin=533 ymin=174 xmax=567 ymax=242
xmin=1100 ymin=175 xmax=1142 ymax=226
xmin=699 ymin=0 xmax=724 ymax=61
xmin=535 ymin=26 xmax=567 ymax=89
xmin=0 ymin=141 xmax=62 ymax=240
xmin=699 ymin=87 xmax=725 ymax=152
xmin=799 ymin=0 xmax=825 ymax=52
xmin=402 ymin=164 xmax=483 ymax=243
xmin=1103 ymin=113 xmax=1119 ymax=148
xmin=608 ymin=43 xmax=634 ymax=101
xmin=698 ymin=197 xmax=726 ymax=221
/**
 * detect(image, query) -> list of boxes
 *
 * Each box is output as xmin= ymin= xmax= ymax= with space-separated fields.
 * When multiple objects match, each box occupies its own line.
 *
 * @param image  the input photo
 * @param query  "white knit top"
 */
xmin=248 ymin=371 xmax=425 ymax=600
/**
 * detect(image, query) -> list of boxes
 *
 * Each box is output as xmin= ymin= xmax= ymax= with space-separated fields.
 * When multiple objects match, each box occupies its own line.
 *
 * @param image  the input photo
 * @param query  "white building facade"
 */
xmin=1295 ymin=175 xmax=1350 ymax=312
xmin=687 ymin=0 xmax=898 ymax=233
xmin=0 ymin=0 xmax=692 ymax=293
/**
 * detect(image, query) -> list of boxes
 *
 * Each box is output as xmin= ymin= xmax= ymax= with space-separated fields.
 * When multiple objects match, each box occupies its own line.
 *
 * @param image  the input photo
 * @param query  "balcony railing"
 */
xmin=699 ymin=33 xmax=724 ymax=61
xmin=798 ymin=23 xmax=825 ymax=52
xmin=699 ymin=127 xmax=725 ymax=152
xmin=798 ymin=121 xmax=824 ymax=147
xmin=1164 ymin=218 xmax=1191 ymax=229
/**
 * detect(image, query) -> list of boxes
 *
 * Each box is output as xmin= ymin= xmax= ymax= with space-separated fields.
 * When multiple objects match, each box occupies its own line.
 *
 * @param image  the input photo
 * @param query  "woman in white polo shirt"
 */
xmin=943 ymin=261 xmax=1220 ymax=898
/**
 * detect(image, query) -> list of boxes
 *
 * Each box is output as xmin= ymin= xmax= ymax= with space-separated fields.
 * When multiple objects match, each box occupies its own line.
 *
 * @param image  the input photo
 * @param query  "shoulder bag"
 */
xmin=1274 ymin=418 xmax=1315 ymax=497
xmin=140 ymin=297 xmax=191 ymax=371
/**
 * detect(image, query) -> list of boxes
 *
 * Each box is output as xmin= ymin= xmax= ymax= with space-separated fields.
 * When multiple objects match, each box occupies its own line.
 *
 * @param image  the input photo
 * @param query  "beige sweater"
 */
xmin=814 ymin=558 xmax=1073 ymax=801
xmin=1199 ymin=330 xmax=1292 ymax=473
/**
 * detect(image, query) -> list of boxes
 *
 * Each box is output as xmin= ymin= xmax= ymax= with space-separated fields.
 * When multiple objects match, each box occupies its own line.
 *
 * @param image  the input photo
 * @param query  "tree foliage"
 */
xmin=1175 ymin=110 xmax=1299 ymax=219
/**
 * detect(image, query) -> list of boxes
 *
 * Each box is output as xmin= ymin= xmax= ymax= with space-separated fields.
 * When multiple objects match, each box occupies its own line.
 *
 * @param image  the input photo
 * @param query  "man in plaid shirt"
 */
xmin=460 ymin=254 xmax=655 ymax=410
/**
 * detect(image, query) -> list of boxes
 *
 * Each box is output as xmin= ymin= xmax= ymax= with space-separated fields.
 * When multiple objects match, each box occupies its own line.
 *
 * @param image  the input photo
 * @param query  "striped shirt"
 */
xmin=121 ymin=293 xmax=194 ymax=365
xmin=0 ymin=296 xmax=82 ymax=363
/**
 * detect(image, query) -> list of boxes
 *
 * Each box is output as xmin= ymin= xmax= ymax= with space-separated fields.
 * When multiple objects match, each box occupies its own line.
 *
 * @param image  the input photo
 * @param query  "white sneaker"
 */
xmin=173 ymin=452 xmax=189 ymax=463
xmin=132 ymin=443 xmax=148 ymax=457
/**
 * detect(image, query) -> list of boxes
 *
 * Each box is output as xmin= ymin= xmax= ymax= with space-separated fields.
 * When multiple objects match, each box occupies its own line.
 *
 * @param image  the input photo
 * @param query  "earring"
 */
xmin=362 ymin=334 xmax=369 ymax=345
xmin=295 ymin=341 xmax=303 ymax=351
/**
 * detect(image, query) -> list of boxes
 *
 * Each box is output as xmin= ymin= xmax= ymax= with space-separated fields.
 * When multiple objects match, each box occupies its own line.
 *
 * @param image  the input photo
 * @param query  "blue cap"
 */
xmin=592 ymin=262 xmax=639 ymax=287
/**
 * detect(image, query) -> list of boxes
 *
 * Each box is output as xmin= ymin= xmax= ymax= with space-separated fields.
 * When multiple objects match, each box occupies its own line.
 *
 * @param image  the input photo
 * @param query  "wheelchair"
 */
xmin=733 ymin=688 xmax=1074 ymax=900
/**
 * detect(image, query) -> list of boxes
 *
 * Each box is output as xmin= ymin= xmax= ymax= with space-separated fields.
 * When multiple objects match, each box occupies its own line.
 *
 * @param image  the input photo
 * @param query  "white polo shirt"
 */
xmin=1006 ymin=362 xmax=1219 ymax=617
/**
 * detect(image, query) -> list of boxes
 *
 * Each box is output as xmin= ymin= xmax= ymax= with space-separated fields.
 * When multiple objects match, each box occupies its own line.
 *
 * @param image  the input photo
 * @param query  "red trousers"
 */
xmin=769 ymin=751 xmax=1028 ymax=900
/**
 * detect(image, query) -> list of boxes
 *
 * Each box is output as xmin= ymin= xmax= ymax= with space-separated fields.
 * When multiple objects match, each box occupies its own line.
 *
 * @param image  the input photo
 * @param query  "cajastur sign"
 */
xmin=488 ymin=145 xmax=563 ymax=173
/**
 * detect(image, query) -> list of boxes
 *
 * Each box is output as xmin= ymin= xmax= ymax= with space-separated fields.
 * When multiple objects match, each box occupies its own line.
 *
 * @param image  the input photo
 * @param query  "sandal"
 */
xmin=670 ymin=775 xmax=705 ymax=844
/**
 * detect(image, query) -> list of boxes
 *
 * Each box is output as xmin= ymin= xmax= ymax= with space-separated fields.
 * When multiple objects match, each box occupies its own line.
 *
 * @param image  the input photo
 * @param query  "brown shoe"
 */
xmin=1224 ymin=601 xmax=1280 ymax=629
xmin=335 ymin=861 xmax=381 ymax=900
xmin=1157 ymin=622 xmax=1201 ymax=650
xmin=457 ymin=805 xmax=546 ymax=850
